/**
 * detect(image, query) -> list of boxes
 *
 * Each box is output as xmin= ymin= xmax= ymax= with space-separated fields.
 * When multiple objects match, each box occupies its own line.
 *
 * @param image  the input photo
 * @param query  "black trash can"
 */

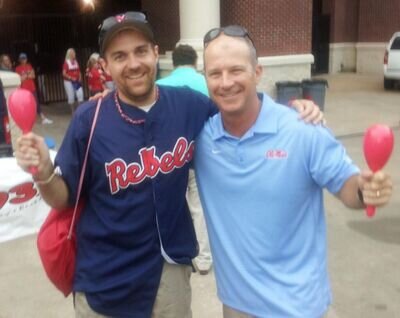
xmin=301 ymin=79 xmax=328 ymax=111
xmin=275 ymin=81 xmax=302 ymax=106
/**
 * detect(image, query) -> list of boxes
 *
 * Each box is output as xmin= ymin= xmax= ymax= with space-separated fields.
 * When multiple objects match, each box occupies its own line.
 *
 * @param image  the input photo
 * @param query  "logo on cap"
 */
xmin=115 ymin=15 xmax=126 ymax=23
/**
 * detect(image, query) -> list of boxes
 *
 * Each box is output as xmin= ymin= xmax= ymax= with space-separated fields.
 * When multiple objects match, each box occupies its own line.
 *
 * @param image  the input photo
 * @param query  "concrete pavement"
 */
xmin=322 ymin=73 xmax=399 ymax=137
xmin=0 ymin=73 xmax=399 ymax=317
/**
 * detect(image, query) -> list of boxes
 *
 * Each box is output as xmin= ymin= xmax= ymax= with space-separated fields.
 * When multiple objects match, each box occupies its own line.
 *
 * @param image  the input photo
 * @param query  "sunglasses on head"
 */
xmin=99 ymin=11 xmax=147 ymax=33
xmin=203 ymin=25 xmax=255 ymax=48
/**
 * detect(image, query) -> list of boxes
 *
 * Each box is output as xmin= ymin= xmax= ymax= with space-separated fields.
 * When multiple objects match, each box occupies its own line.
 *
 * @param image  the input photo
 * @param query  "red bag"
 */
xmin=36 ymin=98 xmax=101 ymax=297
xmin=37 ymin=201 xmax=84 ymax=297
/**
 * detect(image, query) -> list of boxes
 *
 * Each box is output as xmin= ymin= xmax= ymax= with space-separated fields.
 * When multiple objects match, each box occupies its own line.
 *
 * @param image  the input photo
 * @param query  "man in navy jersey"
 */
xmin=15 ymin=13 xmax=323 ymax=318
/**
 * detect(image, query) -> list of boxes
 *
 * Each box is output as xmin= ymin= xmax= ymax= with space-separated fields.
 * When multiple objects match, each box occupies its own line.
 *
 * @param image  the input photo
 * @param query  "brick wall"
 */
xmin=142 ymin=0 xmax=180 ymax=53
xmin=221 ymin=0 xmax=312 ymax=57
xmin=330 ymin=0 xmax=359 ymax=43
xmin=358 ymin=0 xmax=400 ymax=42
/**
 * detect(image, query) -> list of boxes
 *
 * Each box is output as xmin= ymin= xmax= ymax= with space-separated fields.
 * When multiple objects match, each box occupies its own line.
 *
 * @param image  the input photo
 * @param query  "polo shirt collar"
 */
xmin=171 ymin=67 xmax=197 ymax=76
xmin=211 ymin=93 xmax=279 ymax=141
xmin=252 ymin=93 xmax=279 ymax=135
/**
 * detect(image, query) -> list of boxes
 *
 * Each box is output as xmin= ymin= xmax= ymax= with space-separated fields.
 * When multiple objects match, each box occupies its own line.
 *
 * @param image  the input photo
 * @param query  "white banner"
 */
xmin=0 ymin=155 xmax=53 ymax=243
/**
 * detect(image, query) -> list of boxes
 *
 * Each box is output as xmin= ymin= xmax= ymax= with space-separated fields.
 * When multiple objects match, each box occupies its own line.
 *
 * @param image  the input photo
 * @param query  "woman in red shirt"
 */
xmin=98 ymin=57 xmax=115 ymax=91
xmin=85 ymin=53 xmax=106 ymax=97
xmin=62 ymin=48 xmax=83 ymax=113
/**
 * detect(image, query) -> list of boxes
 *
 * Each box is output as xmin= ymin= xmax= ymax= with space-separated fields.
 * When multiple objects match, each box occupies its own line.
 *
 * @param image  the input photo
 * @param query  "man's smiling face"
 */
xmin=102 ymin=29 xmax=159 ymax=106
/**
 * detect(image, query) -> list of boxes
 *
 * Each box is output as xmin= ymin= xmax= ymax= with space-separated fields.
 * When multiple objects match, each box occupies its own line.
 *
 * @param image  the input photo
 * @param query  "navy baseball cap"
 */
xmin=98 ymin=12 xmax=155 ymax=56
xmin=19 ymin=53 xmax=27 ymax=60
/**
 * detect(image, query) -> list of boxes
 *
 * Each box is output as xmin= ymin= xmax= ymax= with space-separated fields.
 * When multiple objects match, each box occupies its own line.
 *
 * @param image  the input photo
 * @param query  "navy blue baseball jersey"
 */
xmin=54 ymin=86 xmax=217 ymax=317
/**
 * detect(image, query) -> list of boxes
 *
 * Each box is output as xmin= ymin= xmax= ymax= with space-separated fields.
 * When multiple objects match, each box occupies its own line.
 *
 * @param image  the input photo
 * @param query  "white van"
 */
xmin=383 ymin=32 xmax=400 ymax=89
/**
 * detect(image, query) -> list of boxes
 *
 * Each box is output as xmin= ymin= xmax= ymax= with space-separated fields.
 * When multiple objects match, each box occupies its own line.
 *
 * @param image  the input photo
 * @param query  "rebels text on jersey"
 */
xmin=106 ymin=137 xmax=194 ymax=194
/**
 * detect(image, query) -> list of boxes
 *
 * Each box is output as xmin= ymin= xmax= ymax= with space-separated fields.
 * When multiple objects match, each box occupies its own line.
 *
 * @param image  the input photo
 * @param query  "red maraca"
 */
xmin=363 ymin=124 xmax=394 ymax=218
xmin=8 ymin=88 xmax=38 ymax=174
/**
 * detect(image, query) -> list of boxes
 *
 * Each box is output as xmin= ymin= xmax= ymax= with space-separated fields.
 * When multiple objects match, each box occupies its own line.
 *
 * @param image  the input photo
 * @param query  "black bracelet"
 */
xmin=357 ymin=188 xmax=364 ymax=205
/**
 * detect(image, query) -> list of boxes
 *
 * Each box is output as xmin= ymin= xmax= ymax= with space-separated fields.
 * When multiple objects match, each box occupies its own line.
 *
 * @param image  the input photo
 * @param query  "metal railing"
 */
xmin=37 ymin=72 xmax=90 ymax=104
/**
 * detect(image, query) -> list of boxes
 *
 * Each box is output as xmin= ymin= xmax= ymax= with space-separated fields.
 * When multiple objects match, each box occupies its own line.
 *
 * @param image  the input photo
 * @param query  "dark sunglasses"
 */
xmin=203 ymin=25 xmax=255 ymax=48
xmin=99 ymin=11 xmax=147 ymax=33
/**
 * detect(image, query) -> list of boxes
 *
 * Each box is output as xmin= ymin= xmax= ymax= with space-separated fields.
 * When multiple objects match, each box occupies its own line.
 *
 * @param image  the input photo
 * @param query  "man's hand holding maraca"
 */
xmin=15 ymin=132 xmax=52 ymax=178
xmin=337 ymin=169 xmax=393 ymax=212
xmin=357 ymin=170 xmax=393 ymax=208
xmin=15 ymin=132 xmax=69 ymax=210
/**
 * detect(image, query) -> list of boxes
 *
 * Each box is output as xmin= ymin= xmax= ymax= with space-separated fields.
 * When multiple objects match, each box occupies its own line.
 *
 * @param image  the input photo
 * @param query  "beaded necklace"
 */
xmin=114 ymin=87 xmax=159 ymax=125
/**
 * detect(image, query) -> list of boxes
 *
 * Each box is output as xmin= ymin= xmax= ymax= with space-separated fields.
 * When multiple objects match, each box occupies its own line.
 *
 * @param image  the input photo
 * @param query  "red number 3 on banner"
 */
xmin=9 ymin=182 xmax=38 ymax=204
xmin=0 ymin=192 xmax=9 ymax=209
xmin=0 ymin=182 xmax=38 ymax=210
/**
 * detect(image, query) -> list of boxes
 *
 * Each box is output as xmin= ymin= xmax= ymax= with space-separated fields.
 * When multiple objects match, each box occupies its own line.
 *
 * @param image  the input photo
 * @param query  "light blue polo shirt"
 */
xmin=156 ymin=67 xmax=209 ymax=96
xmin=194 ymin=93 xmax=359 ymax=318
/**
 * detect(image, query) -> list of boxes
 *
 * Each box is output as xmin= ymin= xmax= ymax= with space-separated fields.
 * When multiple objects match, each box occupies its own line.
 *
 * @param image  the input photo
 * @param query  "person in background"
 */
xmin=98 ymin=56 xmax=115 ymax=91
xmin=62 ymin=48 xmax=83 ymax=113
xmin=157 ymin=44 xmax=208 ymax=95
xmin=0 ymin=78 xmax=12 ymax=156
xmin=194 ymin=25 xmax=393 ymax=318
xmin=15 ymin=53 xmax=53 ymax=125
xmin=103 ymin=71 xmax=115 ymax=91
xmin=157 ymin=44 xmax=212 ymax=275
xmin=0 ymin=54 xmax=13 ymax=71
xmin=85 ymin=53 xmax=106 ymax=97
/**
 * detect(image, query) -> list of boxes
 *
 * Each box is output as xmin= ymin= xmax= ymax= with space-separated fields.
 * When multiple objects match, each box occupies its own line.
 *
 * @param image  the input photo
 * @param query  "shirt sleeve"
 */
xmin=308 ymin=126 xmax=360 ymax=194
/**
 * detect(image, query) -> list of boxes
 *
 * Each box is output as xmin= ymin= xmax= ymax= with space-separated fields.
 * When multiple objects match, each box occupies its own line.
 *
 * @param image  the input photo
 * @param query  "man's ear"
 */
xmin=255 ymin=64 xmax=263 ymax=85
xmin=99 ymin=57 xmax=111 ymax=76
xmin=154 ymin=45 xmax=160 ymax=62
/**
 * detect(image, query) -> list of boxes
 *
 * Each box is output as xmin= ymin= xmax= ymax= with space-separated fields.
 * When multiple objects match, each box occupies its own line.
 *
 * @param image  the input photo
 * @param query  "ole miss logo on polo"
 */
xmin=105 ymin=137 xmax=194 ymax=194
xmin=266 ymin=149 xmax=288 ymax=159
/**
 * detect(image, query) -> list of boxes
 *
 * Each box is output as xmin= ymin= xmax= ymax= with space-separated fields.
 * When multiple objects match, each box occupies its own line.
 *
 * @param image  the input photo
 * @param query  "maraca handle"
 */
xmin=365 ymin=205 xmax=375 ymax=218
xmin=29 ymin=166 xmax=38 ymax=175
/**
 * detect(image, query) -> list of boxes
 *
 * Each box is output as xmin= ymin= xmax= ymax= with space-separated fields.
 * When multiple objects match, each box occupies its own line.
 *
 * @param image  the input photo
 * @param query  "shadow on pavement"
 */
xmin=347 ymin=216 xmax=400 ymax=245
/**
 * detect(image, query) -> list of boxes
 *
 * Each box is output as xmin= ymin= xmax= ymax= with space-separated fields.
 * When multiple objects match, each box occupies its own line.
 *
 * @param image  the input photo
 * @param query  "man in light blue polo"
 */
xmin=195 ymin=25 xmax=393 ymax=318
xmin=157 ymin=44 xmax=213 ymax=274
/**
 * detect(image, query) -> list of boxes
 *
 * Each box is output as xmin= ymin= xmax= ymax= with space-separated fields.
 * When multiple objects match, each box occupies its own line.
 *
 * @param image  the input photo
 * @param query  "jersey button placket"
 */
xmin=144 ymin=120 xmax=161 ymax=251
xmin=144 ymin=120 xmax=155 ymax=144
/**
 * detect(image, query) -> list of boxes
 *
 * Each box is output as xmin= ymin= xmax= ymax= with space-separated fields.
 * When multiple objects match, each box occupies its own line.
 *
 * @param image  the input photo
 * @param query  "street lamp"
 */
xmin=82 ymin=0 xmax=95 ymax=10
